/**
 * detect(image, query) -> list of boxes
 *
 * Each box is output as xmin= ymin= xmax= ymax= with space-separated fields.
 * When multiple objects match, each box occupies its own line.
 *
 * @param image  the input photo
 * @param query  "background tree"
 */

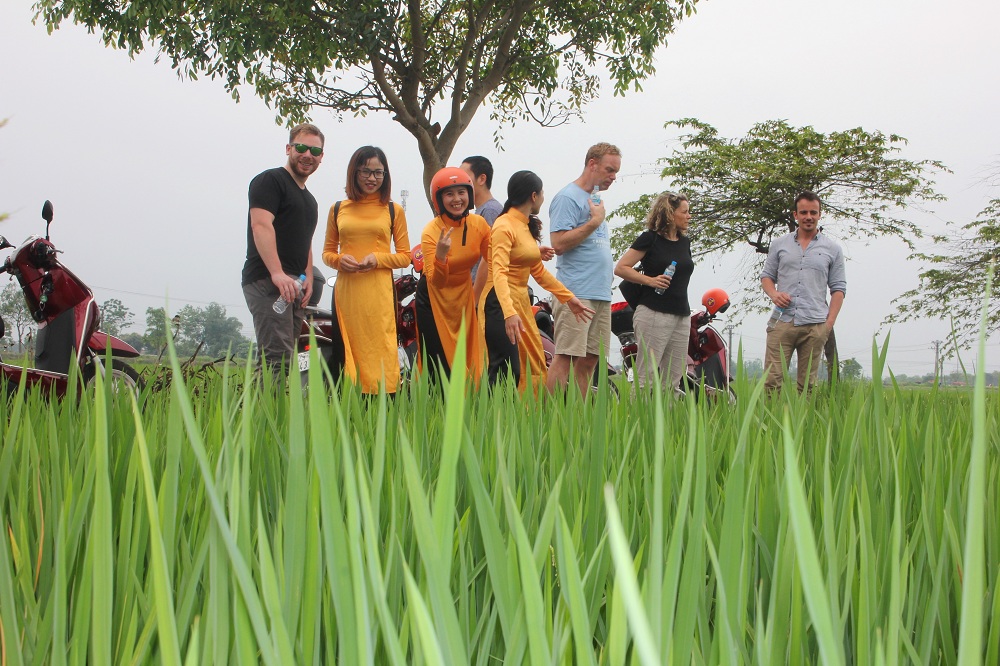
xmin=612 ymin=119 xmax=947 ymax=263
xmin=839 ymin=357 xmax=863 ymax=380
xmin=120 ymin=331 xmax=147 ymax=354
xmin=142 ymin=307 xmax=171 ymax=353
xmin=99 ymin=298 xmax=134 ymax=337
xmin=0 ymin=283 xmax=35 ymax=352
xmin=889 ymin=196 xmax=1000 ymax=352
xmin=36 ymin=0 xmax=699 ymax=194
xmin=175 ymin=303 xmax=251 ymax=358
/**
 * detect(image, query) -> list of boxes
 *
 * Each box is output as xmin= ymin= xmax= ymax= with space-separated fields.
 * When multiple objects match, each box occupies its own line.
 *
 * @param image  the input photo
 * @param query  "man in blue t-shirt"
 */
xmin=547 ymin=142 xmax=621 ymax=397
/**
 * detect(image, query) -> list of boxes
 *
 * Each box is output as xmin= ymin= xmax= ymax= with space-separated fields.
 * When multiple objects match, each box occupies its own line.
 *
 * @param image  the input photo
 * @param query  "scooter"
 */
xmin=610 ymin=287 xmax=735 ymax=402
xmin=0 ymin=201 xmax=143 ymax=397
xmin=297 ymin=246 xmax=421 ymax=380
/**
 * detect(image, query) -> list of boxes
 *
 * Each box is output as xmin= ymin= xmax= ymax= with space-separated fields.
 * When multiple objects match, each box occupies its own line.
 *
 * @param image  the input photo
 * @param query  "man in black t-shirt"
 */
xmin=242 ymin=123 xmax=325 ymax=368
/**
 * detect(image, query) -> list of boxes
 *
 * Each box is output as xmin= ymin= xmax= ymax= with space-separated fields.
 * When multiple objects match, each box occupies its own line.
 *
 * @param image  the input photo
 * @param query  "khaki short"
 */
xmin=553 ymin=298 xmax=611 ymax=357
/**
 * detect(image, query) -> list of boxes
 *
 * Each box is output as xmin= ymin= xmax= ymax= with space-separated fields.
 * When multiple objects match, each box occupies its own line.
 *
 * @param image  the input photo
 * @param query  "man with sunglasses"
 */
xmin=242 ymin=123 xmax=325 ymax=369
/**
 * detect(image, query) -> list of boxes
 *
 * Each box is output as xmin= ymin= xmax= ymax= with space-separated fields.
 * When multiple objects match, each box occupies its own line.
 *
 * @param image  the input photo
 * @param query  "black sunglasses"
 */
xmin=291 ymin=143 xmax=324 ymax=157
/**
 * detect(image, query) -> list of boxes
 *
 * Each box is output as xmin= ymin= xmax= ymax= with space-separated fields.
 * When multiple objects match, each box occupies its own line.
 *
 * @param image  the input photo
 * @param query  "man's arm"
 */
xmin=825 ymin=244 xmax=847 ymax=328
xmin=250 ymin=207 xmax=298 ymax=303
xmin=302 ymin=249 xmax=314 ymax=305
xmin=761 ymin=277 xmax=792 ymax=308
xmin=550 ymin=199 xmax=605 ymax=255
xmin=826 ymin=291 xmax=844 ymax=329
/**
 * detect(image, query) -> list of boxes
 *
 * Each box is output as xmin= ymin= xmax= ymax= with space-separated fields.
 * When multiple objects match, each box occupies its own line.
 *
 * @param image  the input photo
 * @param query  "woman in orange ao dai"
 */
xmin=415 ymin=167 xmax=491 ymax=381
xmin=483 ymin=170 xmax=594 ymax=392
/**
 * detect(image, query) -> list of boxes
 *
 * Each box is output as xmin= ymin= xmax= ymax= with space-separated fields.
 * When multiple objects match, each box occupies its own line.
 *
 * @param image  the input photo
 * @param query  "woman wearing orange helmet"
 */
xmin=613 ymin=192 xmax=695 ymax=395
xmin=415 ymin=167 xmax=492 ymax=380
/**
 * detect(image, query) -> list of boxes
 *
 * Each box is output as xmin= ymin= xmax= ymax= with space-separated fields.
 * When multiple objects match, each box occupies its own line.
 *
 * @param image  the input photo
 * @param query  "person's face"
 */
xmin=590 ymin=154 xmax=621 ymax=191
xmin=286 ymin=132 xmax=324 ymax=179
xmin=673 ymin=199 xmax=691 ymax=232
xmin=530 ymin=189 xmax=545 ymax=215
xmin=793 ymin=198 xmax=822 ymax=232
xmin=356 ymin=157 xmax=386 ymax=195
xmin=440 ymin=186 xmax=469 ymax=217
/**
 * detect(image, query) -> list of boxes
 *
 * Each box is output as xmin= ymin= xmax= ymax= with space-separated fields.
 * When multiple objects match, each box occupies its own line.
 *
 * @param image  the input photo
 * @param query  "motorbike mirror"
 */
xmin=41 ymin=200 xmax=54 ymax=241
xmin=0 ymin=237 xmax=11 ymax=250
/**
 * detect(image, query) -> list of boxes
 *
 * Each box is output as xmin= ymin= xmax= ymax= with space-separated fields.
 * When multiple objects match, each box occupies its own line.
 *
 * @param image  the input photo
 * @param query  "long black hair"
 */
xmin=502 ymin=170 xmax=543 ymax=241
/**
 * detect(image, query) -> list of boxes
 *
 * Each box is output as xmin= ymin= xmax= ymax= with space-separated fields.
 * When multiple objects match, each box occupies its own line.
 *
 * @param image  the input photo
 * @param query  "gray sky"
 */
xmin=2 ymin=0 xmax=998 ymax=377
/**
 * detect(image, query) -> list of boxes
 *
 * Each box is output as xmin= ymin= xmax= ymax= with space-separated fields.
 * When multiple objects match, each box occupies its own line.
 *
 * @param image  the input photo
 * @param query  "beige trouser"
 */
xmin=633 ymin=305 xmax=689 ymax=394
xmin=764 ymin=321 xmax=830 ymax=392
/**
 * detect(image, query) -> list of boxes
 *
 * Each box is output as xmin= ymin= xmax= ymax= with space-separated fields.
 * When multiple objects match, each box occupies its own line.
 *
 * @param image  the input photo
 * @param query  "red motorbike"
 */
xmin=610 ymin=288 xmax=735 ymax=402
xmin=0 ymin=201 xmax=143 ymax=397
xmin=297 ymin=247 xmax=420 ymax=379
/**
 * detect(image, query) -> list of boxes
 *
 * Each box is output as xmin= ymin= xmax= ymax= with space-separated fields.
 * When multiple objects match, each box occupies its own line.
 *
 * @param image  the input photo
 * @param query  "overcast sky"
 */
xmin=2 ymin=0 xmax=998 ymax=377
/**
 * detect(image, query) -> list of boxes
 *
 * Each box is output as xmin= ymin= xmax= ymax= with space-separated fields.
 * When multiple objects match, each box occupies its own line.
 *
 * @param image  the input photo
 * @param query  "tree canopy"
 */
xmin=36 ymin=0 xmax=699 ymax=189
xmin=0 ymin=283 xmax=35 ymax=351
xmin=889 ymin=196 xmax=1000 ymax=352
xmin=611 ymin=119 xmax=947 ymax=264
xmin=99 ymin=298 xmax=134 ymax=337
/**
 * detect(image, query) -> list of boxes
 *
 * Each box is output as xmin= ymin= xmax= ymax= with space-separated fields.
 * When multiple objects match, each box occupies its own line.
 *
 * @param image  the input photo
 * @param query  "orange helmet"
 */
xmin=411 ymin=244 xmax=424 ymax=273
xmin=702 ymin=288 xmax=730 ymax=315
xmin=429 ymin=167 xmax=474 ymax=218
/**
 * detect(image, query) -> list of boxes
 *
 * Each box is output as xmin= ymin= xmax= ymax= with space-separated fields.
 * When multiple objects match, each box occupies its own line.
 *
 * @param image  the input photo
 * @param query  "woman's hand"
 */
xmin=505 ymin=314 xmax=526 ymax=345
xmin=358 ymin=253 xmax=378 ymax=271
xmin=648 ymin=273 xmax=671 ymax=290
xmin=339 ymin=254 xmax=361 ymax=273
xmin=436 ymin=227 xmax=454 ymax=262
xmin=567 ymin=297 xmax=595 ymax=323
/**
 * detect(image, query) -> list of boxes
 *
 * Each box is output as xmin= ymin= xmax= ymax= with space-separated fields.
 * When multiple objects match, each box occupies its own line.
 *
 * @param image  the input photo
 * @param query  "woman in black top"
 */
xmin=613 ymin=192 xmax=694 ymax=395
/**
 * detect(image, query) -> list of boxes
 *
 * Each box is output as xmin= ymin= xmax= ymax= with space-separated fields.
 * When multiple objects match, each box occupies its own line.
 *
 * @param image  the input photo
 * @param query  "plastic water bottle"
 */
xmin=273 ymin=273 xmax=307 ymax=314
xmin=591 ymin=185 xmax=601 ymax=204
xmin=765 ymin=306 xmax=784 ymax=332
xmin=654 ymin=261 xmax=677 ymax=296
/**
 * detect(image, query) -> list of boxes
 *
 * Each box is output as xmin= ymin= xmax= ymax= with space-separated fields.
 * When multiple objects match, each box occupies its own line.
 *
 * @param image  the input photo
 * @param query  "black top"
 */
xmin=241 ymin=167 xmax=318 ymax=285
xmin=628 ymin=230 xmax=694 ymax=315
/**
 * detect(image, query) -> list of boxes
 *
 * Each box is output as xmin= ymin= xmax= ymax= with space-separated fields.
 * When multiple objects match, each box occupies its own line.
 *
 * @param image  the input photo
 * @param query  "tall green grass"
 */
xmin=0 ymin=336 xmax=997 ymax=664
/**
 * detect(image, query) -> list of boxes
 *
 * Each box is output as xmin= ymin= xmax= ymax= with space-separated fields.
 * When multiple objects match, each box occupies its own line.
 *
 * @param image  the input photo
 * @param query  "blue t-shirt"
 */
xmin=549 ymin=183 xmax=613 ymax=301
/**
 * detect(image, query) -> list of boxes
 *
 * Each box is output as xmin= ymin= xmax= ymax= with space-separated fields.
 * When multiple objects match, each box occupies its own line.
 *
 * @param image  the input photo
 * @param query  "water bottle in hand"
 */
xmin=591 ymin=186 xmax=601 ymax=204
xmin=273 ymin=273 xmax=307 ymax=314
xmin=654 ymin=261 xmax=677 ymax=296
xmin=766 ymin=306 xmax=784 ymax=332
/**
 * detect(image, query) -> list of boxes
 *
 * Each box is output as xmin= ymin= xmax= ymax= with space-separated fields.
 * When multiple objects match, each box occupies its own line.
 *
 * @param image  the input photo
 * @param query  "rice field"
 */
xmin=0 ymin=332 xmax=996 ymax=665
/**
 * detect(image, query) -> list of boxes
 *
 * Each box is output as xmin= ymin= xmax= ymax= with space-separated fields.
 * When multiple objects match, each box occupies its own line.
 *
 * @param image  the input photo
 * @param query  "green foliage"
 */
xmin=611 ymin=119 xmax=947 ymax=289
xmin=890 ymin=198 xmax=1000 ymax=352
xmin=98 ymin=297 xmax=133 ymax=337
xmin=34 ymin=0 xmax=699 ymax=188
xmin=173 ymin=302 xmax=251 ymax=357
xmin=0 ymin=282 xmax=35 ymax=350
xmin=0 ymin=337 xmax=998 ymax=663
xmin=143 ymin=306 xmax=171 ymax=352
xmin=839 ymin=356 xmax=863 ymax=380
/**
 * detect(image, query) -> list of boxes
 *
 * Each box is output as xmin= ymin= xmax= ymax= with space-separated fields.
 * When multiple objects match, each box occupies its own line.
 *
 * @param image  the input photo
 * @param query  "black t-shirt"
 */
xmin=628 ymin=230 xmax=694 ymax=315
xmin=241 ymin=167 xmax=318 ymax=285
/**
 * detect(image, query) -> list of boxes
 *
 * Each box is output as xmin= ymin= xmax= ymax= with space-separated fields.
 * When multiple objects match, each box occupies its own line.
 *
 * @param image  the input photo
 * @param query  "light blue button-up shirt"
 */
xmin=760 ymin=231 xmax=846 ymax=326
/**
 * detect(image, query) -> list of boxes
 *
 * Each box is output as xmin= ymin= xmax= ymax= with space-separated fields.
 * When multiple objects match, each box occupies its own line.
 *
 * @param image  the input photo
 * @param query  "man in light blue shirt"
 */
xmin=760 ymin=191 xmax=847 ymax=392
xmin=547 ymin=142 xmax=621 ymax=396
